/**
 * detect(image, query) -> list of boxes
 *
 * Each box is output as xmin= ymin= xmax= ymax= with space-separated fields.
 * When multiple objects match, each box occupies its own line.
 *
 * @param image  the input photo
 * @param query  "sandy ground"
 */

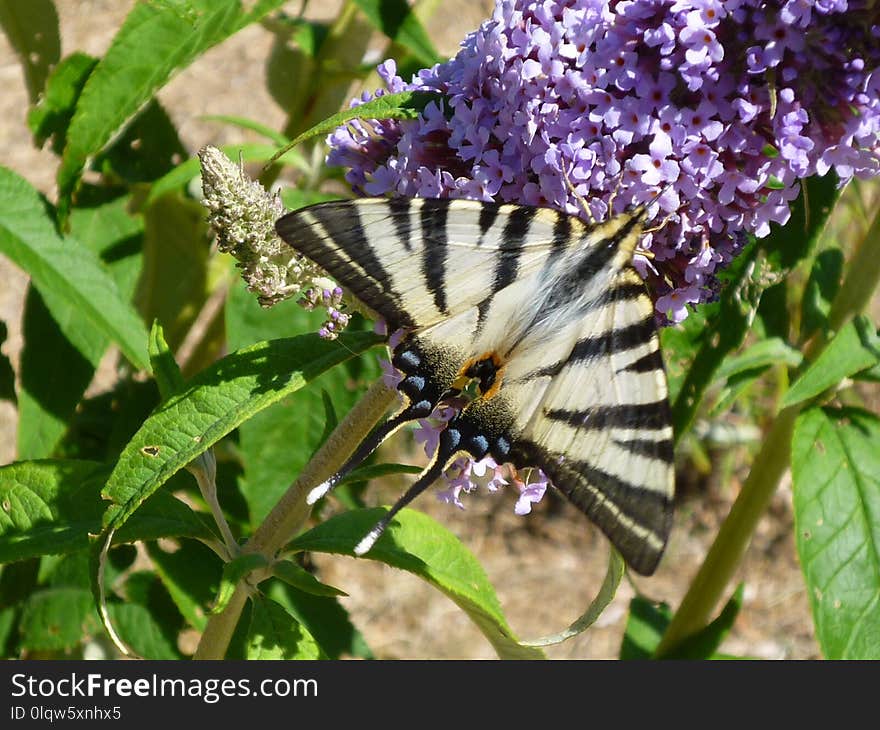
xmin=0 ymin=0 xmax=821 ymax=659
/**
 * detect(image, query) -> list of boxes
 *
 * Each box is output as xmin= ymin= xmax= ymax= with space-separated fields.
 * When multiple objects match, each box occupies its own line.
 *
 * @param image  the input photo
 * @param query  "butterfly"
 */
xmin=275 ymin=196 xmax=673 ymax=575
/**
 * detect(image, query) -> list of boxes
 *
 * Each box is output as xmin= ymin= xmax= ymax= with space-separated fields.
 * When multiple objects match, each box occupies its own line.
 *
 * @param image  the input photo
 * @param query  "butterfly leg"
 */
xmin=353 ymin=410 xmax=494 ymax=554
xmin=307 ymin=336 xmax=460 ymax=505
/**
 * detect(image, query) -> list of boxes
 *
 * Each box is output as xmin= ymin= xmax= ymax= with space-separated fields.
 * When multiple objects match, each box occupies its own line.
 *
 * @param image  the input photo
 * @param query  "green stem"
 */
xmin=193 ymin=379 xmax=397 ymax=660
xmin=656 ymin=201 xmax=880 ymax=657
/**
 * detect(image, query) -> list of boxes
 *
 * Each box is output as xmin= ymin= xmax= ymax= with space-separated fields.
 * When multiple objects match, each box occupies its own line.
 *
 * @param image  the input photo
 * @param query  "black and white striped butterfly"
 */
xmin=275 ymin=196 xmax=673 ymax=575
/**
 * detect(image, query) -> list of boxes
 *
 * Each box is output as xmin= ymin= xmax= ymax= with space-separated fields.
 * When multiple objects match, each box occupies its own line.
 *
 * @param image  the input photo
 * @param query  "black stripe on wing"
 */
xmin=275 ymin=201 xmax=416 ymax=329
xmin=419 ymin=199 xmax=450 ymax=316
xmin=508 ymin=439 xmax=673 ymax=575
xmin=545 ymin=400 xmax=671 ymax=430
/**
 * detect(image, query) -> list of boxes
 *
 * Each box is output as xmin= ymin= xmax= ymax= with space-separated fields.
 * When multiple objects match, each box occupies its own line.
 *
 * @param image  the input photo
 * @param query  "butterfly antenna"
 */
xmin=306 ymin=408 xmax=415 ymax=505
xmin=354 ymin=457 xmax=448 ymax=555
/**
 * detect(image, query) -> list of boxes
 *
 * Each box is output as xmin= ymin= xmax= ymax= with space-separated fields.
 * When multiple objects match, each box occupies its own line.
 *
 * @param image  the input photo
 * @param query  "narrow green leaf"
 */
xmin=269 ymin=90 xmax=443 ymax=167
xmin=17 ymin=287 xmax=96 ymax=459
xmin=619 ymin=597 xmax=672 ymax=659
xmin=56 ymin=0 xmax=284 ymax=219
xmin=715 ymin=337 xmax=803 ymax=381
xmin=270 ymin=559 xmax=346 ymax=598
xmin=0 ymin=166 xmax=149 ymax=370
xmin=95 ymin=99 xmax=187 ymax=184
xmin=26 ymin=52 xmax=96 ymax=151
xmin=801 ymin=248 xmax=844 ymax=341
xmin=620 ymin=587 xmax=743 ymax=660
xmin=212 ymin=553 xmax=270 ymax=615
xmin=149 ymin=321 xmax=185 ymax=400
xmin=793 ymin=407 xmax=880 ymax=659
xmin=657 ymin=584 xmax=744 ymax=659
xmin=710 ymin=337 xmax=804 ymax=415
xmin=200 ymin=115 xmax=291 ymax=147
xmin=782 ymin=315 xmax=880 ymax=408
xmin=340 ymin=462 xmax=422 ymax=485
xmin=0 ymin=460 xmax=215 ymax=564
xmin=351 ymin=0 xmax=440 ymax=65
xmin=97 ymin=331 xmax=381 ymax=543
xmin=137 ymin=194 xmax=211 ymax=355
xmin=246 ymin=596 xmax=324 ymax=660
xmin=289 ymin=507 xmax=546 ymax=659
xmin=522 ymin=549 xmax=624 ymax=647
xmin=68 ymin=189 xmax=145 ymax=299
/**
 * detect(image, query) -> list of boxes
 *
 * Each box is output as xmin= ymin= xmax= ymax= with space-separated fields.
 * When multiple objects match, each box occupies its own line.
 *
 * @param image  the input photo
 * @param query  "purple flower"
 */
xmin=326 ymin=0 xmax=880 ymax=514
xmin=328 ymin=0 xmax=880 ymax=324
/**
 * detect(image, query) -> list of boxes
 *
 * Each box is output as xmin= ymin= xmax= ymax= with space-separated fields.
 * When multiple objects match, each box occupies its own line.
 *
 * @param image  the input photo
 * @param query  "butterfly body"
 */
xmin=276 ymin=196 xmax=673 ymax=575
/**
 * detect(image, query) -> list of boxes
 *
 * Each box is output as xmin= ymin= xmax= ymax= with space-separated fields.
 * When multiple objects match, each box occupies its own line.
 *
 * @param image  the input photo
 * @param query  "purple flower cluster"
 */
xmin=329 ymin=0 xmax=880 ymax=322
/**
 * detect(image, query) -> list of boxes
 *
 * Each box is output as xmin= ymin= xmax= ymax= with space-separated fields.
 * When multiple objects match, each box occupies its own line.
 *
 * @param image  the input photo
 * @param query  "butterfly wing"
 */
xmin=275 ymin=197 xmax=578 ymax=332
xmin=509 ymin=267 xmax=673 ymax=575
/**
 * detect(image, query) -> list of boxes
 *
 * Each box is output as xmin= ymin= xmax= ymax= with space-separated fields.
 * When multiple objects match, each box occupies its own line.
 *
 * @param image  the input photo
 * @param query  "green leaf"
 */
xmin=136 ymin=193 xmax=211 ymax=355
xmin=149 ymin=321 xmax=185 ymax=401
xmin=106 ymin=602 xmax=180 ymax=659
xmin=0 ymin=0 xmax=61 ymax=105
xmin=620 ymin=587 xmax=743 ymax=660
xmin=351 ymin=0 xmax=440 ymax=65
xmin=793 ymin=407 xmax=880 ymax=659
xmin=147 ymin=541 xmax=221 ymax=633
xmin=0 ymin=460 xmax=216 ymax=564
xmin=715 ymin=337 xmax=804 ymax=381
xmin=96 ymin=331 xmax=381 ymax=547
xmin=522 ymin=549 xmax=624 ymax=647
xmin=801 ymin=247 xmax=844 ymax=341
xmin=26 ymin=52 xmax=96 ymax=151
xmin=246 ymin=596 xmax=324 ymax=660
xmin=340 ymin=461 xmax=422 ymax=485
xmin=56 ymin=0 xmax=285 ymax=219
xmin=212 ymin=553 xmax=269 ymax=615
xmin=619 ymin=597 xmax=672 ymax=659
xmin=270 ymin=559 xmax=346 ymax=598
xmin=266 ymin=581 xmax=372 ymax=659
xmin=290 ymin=507 xmax=545 ymax=659
xmin=19 ymin=587 xmax=95 ymax=651
xmin=0 ymin=166 xmax=149 ymax=370
xmin=710 ymin=337 xmax=803 ymax=415
xmin=17 ymin=287 xmax=96 ymax=459
xmin=270 ymin=90 xmax=443 ymax=166
xmin=782 ymin=315 xmax=880 ymax=408
xmin=68 ymin=189 xmax=145 ymax=299
xmin=200 ymin=115 xmax=291 ymax=147
xmin=95 ymin=99 xmax=187 ymax=184
xmin=657 ymin=584 xmax=744 ymax=659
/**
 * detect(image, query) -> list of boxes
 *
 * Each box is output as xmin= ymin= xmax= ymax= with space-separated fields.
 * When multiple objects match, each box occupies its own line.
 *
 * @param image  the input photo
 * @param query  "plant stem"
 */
xmin=656 ymin=200 xmax=880 ymax=657
xmin=193 ymin=379 xmax=397 ymax=659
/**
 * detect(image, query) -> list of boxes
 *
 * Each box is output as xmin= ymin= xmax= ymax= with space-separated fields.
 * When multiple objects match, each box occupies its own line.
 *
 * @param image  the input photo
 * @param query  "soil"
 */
xmin=0 ymin=0 xmax=821 ymax=659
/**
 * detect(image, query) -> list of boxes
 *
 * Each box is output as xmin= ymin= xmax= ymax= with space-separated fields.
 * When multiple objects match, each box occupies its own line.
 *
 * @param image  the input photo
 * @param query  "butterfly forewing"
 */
xmin=275 ymin=198 xmax=574 ymax=332
xmin=275 ymin=196 xmax=674 ymax=575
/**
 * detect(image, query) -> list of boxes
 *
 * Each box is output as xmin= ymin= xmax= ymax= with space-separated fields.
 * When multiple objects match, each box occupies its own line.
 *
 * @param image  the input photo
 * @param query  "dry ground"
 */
xmin=0 ymin=0 xmax=820 ymax=659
